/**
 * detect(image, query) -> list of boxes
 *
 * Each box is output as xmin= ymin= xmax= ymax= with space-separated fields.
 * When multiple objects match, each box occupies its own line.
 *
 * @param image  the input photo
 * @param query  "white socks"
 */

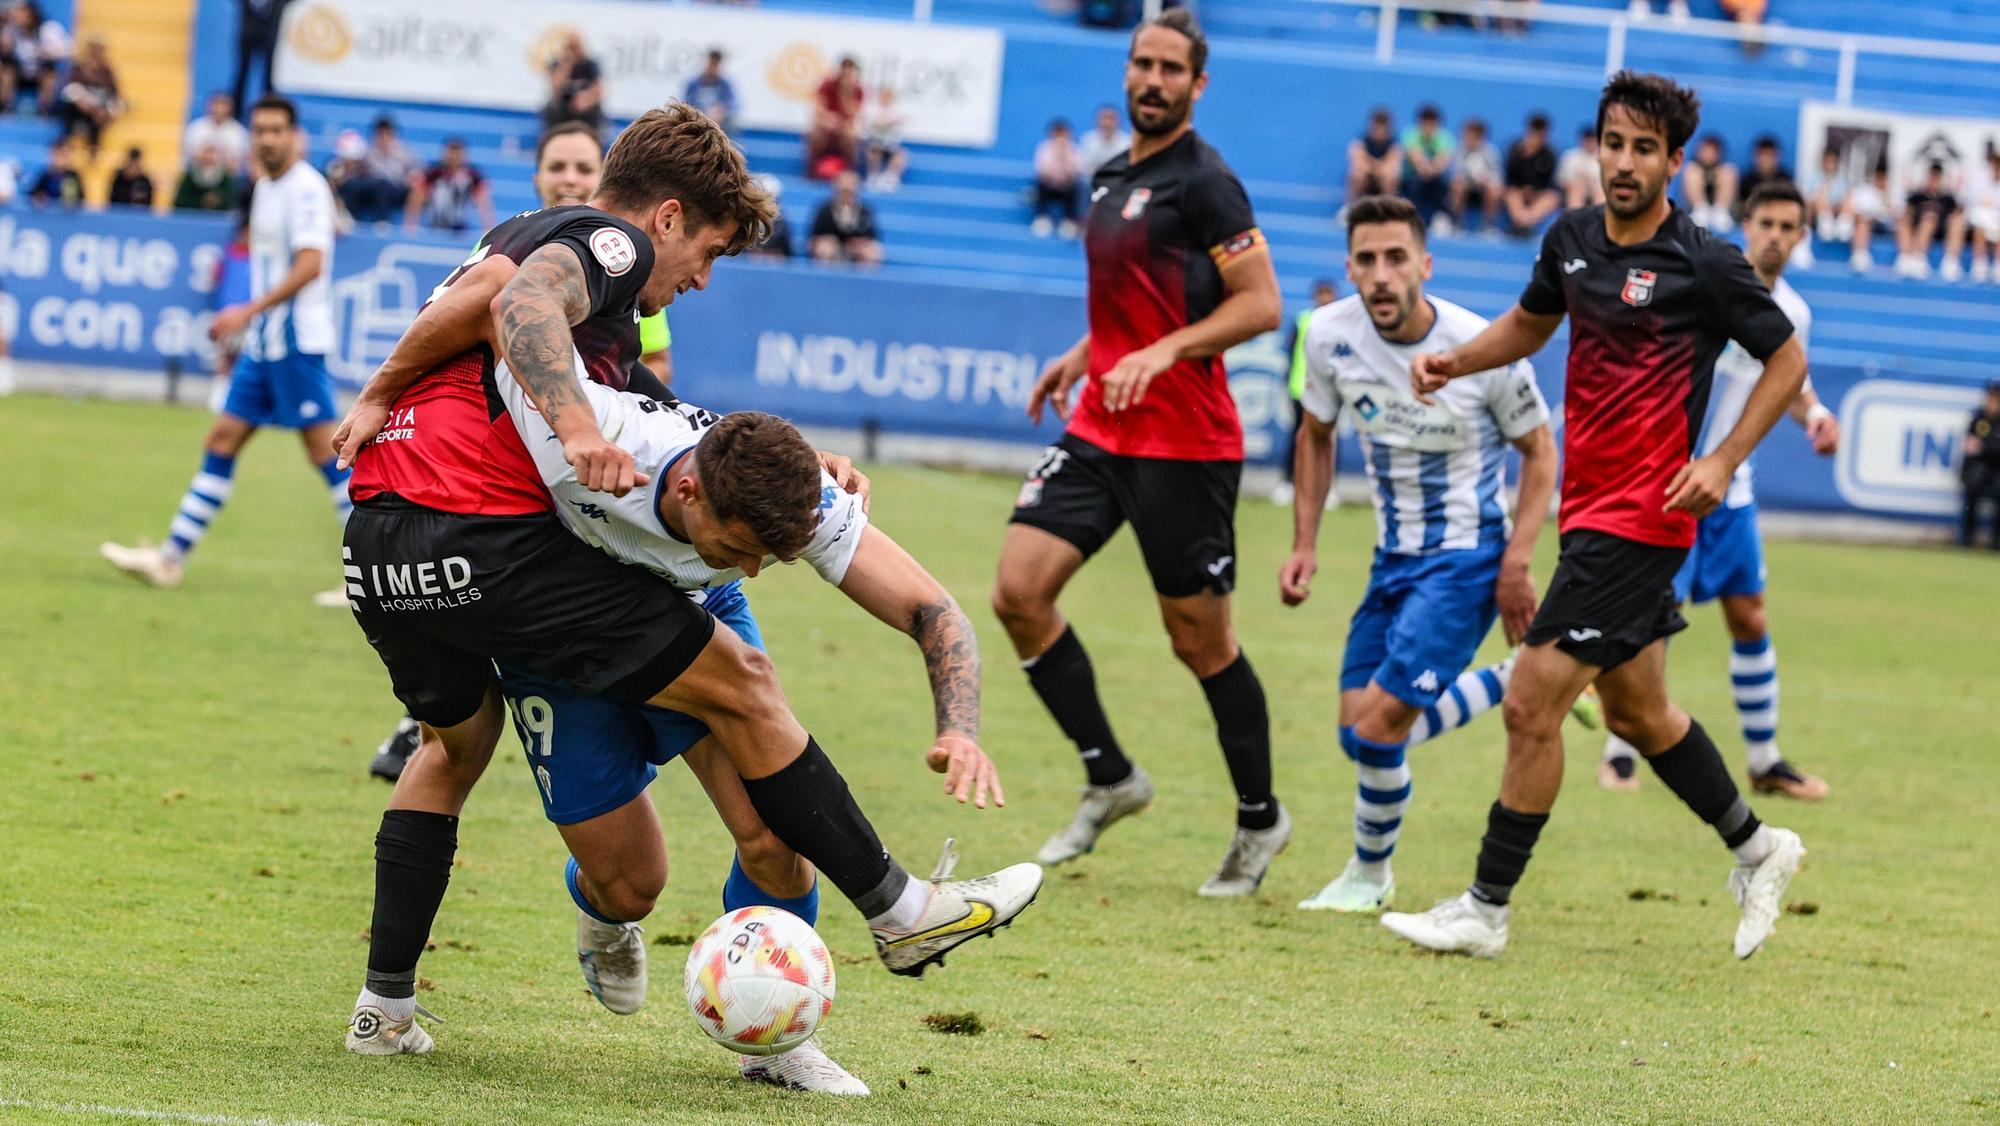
xmin=865 ymin=873 xmax=932 ymax=932
xmin=356 ymin=988 xmax=414 ymax=1022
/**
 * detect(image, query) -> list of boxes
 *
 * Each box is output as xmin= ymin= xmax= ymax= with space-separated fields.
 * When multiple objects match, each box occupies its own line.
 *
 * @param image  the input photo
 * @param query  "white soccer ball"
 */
xmin=683 ymin=906 xmax=836 ymax=1056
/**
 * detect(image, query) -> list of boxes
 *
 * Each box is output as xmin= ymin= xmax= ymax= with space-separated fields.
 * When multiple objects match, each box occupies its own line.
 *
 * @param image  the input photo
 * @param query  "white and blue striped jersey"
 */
xmin=1300 ymin=295 xmax=1549 ymax=555
xmin=497 ymin=367 xmax=867 ymax=599
xmin=244 ymin=160 xmax=336 ymax=361
xmin=1702 ymin=277 xmax=1812 ymax=510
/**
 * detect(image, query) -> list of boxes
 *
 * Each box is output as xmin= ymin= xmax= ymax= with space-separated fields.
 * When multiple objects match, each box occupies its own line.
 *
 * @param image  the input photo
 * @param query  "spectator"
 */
xmin=1 ymin=0 xmax=70 ymax=115
xmin=1077 ymin=104 xmax=1128 ymax=178
xmin=806 ymin=56 xmax=864 ymax=180
xmin=184 ymin=92 xmax=250 ymax=171
xmin=26 ymin=136 xmax=81 ymax=206
xmin=174 ymin=142 xmax=242 ymax=212
xmin=0 ymin=157 xmax=17 ymax=205
xmin=1502 ymin=112 xmax=1560 ymax=234
xmin=107 ymin=145 xmax=152 ymax=207
xmin=1450 ymin=117 xmax=1502 ymax=234
xmin=1963 ymin=380 xmax=2000 ymax=548
xmin=1557 ymin=123 xmax=1604 ymax=209
xmin=1346 ymin=108 xmax=1401 ymax=206
xmin=1719 ymin=0 xmax=1769 ymax=53
xmin=543 ymin=31 xmax=605 ymax=135
xmin=1896 ymin=161 xmax=1962 ymax=280
xmin=810 ymin=170 xmax=882 ymax=265
xmin=683 ymin=49 xmax=736 ymax=131
xmin=1801 ymin=145 xmax=1852 ymax=245
xmin=1399 ymin=103 xmax=1453 ymax=232
xmin=1681 ymin=133 xmax=1738 ymax=232
xmin=1273 ymin=277 xmax=1340 ymax=506
xmin=405 ymin=137 xmax=492 ymax=234
xmin=1963 ymin=147 xmax=2000 ymax=284
xmin=320 ymin=128 xmax=365 ymax=220
xmin=1843 ymin=162 xmax=1894 ymax=273
xmin=57 ymin=37 xmax=123 ymax=155
xmin=1626 ymin=0 xmax=1691 ymax=21
xmin=1031 ymin=117 xmax=1083 ymax=238
xmin=748 ymin=174 xmax=794 ymax=259
xmin=1737 ymin=135 xmax=1791 ymax=212
xmin=340 ymin=115 xmax=417 ymax=227
xmin=233 ymin=0 xmax=290 ymax=114
xmin=864 ymin=87 xmax=909 ymax=191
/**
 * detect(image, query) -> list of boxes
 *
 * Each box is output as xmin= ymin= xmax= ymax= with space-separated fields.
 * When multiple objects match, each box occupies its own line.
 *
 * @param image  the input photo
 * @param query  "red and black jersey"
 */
xmin=350 ymin=206 xmax=655 ymax=515
xmin=1070 ymin=130 xmax=1265 ymax=462
xmin=1520 ymin=205 xmax=1793 ymax=548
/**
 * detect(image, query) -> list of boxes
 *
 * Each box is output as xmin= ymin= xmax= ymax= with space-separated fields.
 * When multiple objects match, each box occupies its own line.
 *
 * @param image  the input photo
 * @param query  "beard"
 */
xmin=1604 ymin=174 xmax=1663 ymax=220
xmin=1127 ymin=89 xmax=1190 ymax=137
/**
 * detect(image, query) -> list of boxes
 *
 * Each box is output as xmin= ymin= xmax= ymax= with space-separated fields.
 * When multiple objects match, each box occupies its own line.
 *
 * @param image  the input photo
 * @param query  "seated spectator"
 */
xmin=1962 ymin=147 xmax=2000 ymax=284
xmin=683 ymin=49 xmax=736 ymax=132
xmin=1627 ymin=0 xmax=1691 ymax=21
xmin=340 ymin=115 xmax=417 ymax=227
xmin=1031 ymin=117 xmax=1082 ymax=239
xmin=27 ymin=136 xmax=81 ymax=206
xmin=0 ymin=0 xmax=69 ymax=114
xmin=321 ymin=128 xmax=365 ymax=219
xmin=1800 ymin=145 xmax=1852 ymax=244
xmin=806 ymin=56 xmax=864 ymax=180
xmin=175 ymin=143 xmax=242 ymax=211
xmin=58 ymin=37 xmax=123 ymax=155
xmin=1896 ymin=161 xmax=1962 ymax=280
xmin=184 ymin=92 xmax=249 ymax=171
xmin=1843 ymin=162 xmax=1894 ymax=272
xmin=543 ymin=32 xmax=605 ymax=136
xmin=1681 ymin=134 xmax=1738 ymax=232
xmin=810 ymin=171 xmax=882 ymax=265
xmin=1719 ymin=0 xmax=1768 ymax=53
xmin=106 ymin=145 xmax=152 ymax=207
xmin=0 ymin=157 xmax=17 ymax=205
xmin=1077 ymin=104 xmax=1128 ymax=178
xmin=1737 ymin=135 xmax=1791 ymax=212
xmin=1557 ymin=124 xmax=1604 ymax=209
xmin=406 ymin=137 xmax=493 ymax=235
xmin=1963 ymin=381 xmax=2000 ymax=548
xmin=1345 ymin=108 xmax=1400 ymax=206
xmin=748 ymin=175 xmax=794 ymax=259
xmin=864 ymin=86 xmax=908 ymax=191
xmin=1449 ymin=117 xmax=1503 ymax=234
xmin=1502 ymin=113 xmax=1560 ymax=234
xmin=1399 ymin=103 xmax=1453 ymax=231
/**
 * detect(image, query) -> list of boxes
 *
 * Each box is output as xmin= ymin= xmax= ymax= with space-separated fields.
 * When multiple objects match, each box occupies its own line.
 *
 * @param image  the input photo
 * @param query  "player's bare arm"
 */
xmin=210 ymin=248 xmax=323 ymax=343
xmin=1026 ymin=333 xmax=1090 ymax=424
xmin=1497 ymin=423 xmax=1557 ymax=645
xmin=836 ymin=525 xmax=1002 ymax=809
xmin=1786 ymin=382 xmax=1840 ymax=455
xmin=1099 ymin=245 xmax=1281 ymax=412
xmin=1667 ymin=334 xmax=1807 ymax=516
xmin=1411 ymin=304 xmax=1562 ymax=403
xmin=493 ymin=242 xmax=641 ymax=496
xmin=1279 ymin=411 xmax=1336 ymax=607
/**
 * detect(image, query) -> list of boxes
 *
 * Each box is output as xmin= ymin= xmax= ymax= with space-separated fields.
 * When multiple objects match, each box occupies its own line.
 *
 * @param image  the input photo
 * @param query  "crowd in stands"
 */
xmin=1028 ymin=104 xmax=1128 ymax=238
xmin=1344 ymin=105 xmax=1580 ymax=238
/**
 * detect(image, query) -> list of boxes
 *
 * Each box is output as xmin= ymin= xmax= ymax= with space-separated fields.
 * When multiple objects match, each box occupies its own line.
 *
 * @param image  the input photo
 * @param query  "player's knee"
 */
xmin=1602 ymin=702 xmax=1671 ymax=750
xmin=1725 ymin=604 xmax=1767 ymax=643
xmin=990 ymin=577 xmax=1053 ymax=635
xmin=595 ymin=874 xmax=662 ymax=922
xmin=1501 ymin=688 xmax=1563 ymax=741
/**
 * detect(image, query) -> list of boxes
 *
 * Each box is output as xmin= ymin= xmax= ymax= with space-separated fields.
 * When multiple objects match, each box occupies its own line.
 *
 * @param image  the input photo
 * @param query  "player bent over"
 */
xmin=1280 ymin=195 xmax=1561 ymax=914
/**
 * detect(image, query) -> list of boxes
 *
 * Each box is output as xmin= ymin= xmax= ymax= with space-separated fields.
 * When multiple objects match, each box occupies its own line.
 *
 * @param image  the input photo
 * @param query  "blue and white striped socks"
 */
xmin=320 ymin=455 xmax=354 ymax=526
xmin=1342 ymin=726 xmax=1411 ymax=879
xmin=1731 ymin=636 xmax=1780 ymax=775
xmin=1406 ymin=658 xmax=1514 ymax=747
xmin=164 ymin=451 xmax=237 ymax=564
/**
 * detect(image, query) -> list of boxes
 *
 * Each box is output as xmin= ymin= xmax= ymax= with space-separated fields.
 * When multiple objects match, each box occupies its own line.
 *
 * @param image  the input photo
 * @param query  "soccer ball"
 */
xmin=683 ymin=906 xmax=835 ymax=1056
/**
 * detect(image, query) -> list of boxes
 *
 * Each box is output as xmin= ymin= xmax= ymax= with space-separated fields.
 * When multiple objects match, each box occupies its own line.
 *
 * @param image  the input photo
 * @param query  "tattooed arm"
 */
xmin=490 ymin=242 xmax=644 ymax=495
xmin=837 ymin=525 xmax=1002 ymax=809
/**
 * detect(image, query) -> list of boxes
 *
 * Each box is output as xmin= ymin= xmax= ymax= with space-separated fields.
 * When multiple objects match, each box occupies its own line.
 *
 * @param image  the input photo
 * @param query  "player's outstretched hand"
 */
xmin=1026 ymin=349 xmax=1089 ymax=425
xmin=1664 ymin=455 xmax=1731 ymax=518
xmin=1098 ymin=342 xmax=1177 ymax=413
xmin=563 ymin=432 xmax=649 ymax=496
xmin=330 ymin=396 xmax=391 ymax=470
xmin=817 ymin=451 xmax=871 ymax=513
xmin=1410 ymin=352 xmax=1455 ymax=405
xmin=1806 ymin=409 xmax=1841 ymax=456
xmin=1495 ymin=559 xmax=1538 ymax=647
xmin=1278 ymin=549 xmax=1317 ymax=606
xmin=926 ymin=732 xmax=1004 ymax=810
xmin=208 ymin=303 xmax=254 ymax=343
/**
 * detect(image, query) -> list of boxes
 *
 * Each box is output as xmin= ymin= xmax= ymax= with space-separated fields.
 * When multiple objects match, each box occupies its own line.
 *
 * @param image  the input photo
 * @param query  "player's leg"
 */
xmin=99 ymin=391 xmax=258 ymax=585
xmin=298 ymin=419 xmax=354 ymax=526
xmin=1721 ymin=591 xmax=1825 ymax=800
xmin=557 ymin=792 xmax=666 ymax=1016
xmin=1601 ymin=528 xmax=1705 ymax=790
xmin=1301 ymin=565 xmax=1407 ymax=912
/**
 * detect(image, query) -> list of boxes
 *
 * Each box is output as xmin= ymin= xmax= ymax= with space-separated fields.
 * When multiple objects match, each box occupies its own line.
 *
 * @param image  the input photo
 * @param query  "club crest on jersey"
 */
xmin=1122 ymin=188 xmax=1153 ymax=221
xmin=1354 ymin=393 xmax=1380 ymax=421
xmin=1621 ymin=268 xmax=1657 ymax=307
xmin=590 ymin=227 xmax=637 ymax=276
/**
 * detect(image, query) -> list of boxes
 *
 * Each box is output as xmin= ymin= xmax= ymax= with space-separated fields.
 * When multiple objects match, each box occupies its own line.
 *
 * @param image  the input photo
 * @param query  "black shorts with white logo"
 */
xmin=343 ymin=497 xmax=715 ymax=727
xmin=1523 ymin=529 xmax=1688 ymax=672
xmin=1008 ymin=433 xmax=1241 ymax=598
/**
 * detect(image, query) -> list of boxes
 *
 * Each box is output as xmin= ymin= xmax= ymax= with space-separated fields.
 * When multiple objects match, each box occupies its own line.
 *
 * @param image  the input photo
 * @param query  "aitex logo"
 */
xmin=287 ymin=3 xmax=353 ymax=63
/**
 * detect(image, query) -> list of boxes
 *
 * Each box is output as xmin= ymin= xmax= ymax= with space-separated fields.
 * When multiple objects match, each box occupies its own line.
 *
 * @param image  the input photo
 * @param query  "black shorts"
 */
xmin=1522 ymin=529 xmax=1688 ymax=672
xmin=1008 ymin=433 xmax=1240 ymax=598
xmin=343 ymin=498 xmax=715 ymax=727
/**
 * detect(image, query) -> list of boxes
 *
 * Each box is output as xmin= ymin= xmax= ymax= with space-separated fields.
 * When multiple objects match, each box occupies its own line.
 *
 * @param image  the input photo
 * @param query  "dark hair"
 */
xmin=535 ymin=121 xmax=602 ymax=165
xmin=1310 ymin=277 xmax=1338 ymax=294
xmin=1369 ymin=107 xmax=1392 ymax=126
xmin=707 ymin=48 xmax=724 ymax=63
xmin=1928 ymin=161 xmax=1946 ymax=175
xmin=1048 ymin=117 xmax=1072 ymax=133
xmin=1596 ymin=70 xmax=1701 ymax=153
xmin=125 ymin=145 xmax=143 ymax=161
xmin=1754 ymin=134 xmax=1781 ymax=151
xmin=1465 ymin=117 xmax=1488 ymax=135
xmin=1527 ymin=112 xmax=1550 ymax=132
xmin=1345 ymin=194 xmax=1425 ymax=247
xmin=442 ymin=136 xmax=466 ymax=148
xmin=1131 ymin=8 xmax=1208 ymax=76
xmin=1417 ymin=103 xmax=1440 ymax=122
xmin=598 ymin=102 xmax=776 ymax=255
xmin=693 ymin=412 xmax=824 ymax=560
xmin=252 ymin=94 xmax=298 ymax=127
xmin=1744 ymin=180 xmax=1805 ymax=218
xmin=372 ymin=114 xmax=396 ymax=132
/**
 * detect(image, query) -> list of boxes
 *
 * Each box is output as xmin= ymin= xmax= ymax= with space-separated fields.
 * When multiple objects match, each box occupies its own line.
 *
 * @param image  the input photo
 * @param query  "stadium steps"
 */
xmin=72 ymin=0 xmax=193 ymax=205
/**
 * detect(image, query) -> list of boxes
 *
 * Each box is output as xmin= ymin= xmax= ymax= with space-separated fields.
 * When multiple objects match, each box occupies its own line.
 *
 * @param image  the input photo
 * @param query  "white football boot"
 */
xmin=346 ymin=1002 xmax=439 ymax=1055
xmin=1728 ymin=827 xmax=1805 ymax=959
xmin=99 ymin=541 xmax=183 ymax=588
xmin=1037 ymin=765 xmax=1155 ymax=865
xmin=1381 ymin=892 xmax=1509 ymax=957
xmin=741 ymin=1038 xmax=870 ymax=1096
xmin=1197 ymin=803 xmax=1291 ymax=897
xmin=1298 ymin=858 xmax=1394 ymax=913
xmin=577 ymin=912 xmax=648 ymax=1014
xmin=872 ymin=840 xmax=1044 ymax=977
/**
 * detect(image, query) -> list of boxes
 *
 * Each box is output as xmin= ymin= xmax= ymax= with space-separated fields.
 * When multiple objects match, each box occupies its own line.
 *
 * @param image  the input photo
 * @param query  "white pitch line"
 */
xmin=0 ymin=1099 xmax=332 ymax=1126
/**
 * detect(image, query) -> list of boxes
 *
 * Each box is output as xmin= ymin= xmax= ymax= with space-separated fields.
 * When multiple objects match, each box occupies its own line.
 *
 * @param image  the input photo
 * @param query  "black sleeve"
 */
xmin=625 ymin=361 xmax=674 ymax=404
xmin=1517 ymin=217 xmax=1570 ymax=316
xmin=1185 ymin=157 xmax=1260 ymax=253
xmin=809 ymin=203 xmax=837 ymax=239
xmin=1700 ymin=239 xmax=1794 ymax=361
xmin=541 ymin=216 xmax=652 ymax=318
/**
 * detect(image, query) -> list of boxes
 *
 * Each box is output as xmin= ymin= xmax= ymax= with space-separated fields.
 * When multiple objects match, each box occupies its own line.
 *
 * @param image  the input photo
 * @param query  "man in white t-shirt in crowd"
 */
xmin=1557 ymin=124 xmax=1603 ymax=210
xmin=1077 ymin=104 xmax=1129 ymax=178
xmin=1961 ymin=146 xmax=2000 ymax=284
xmin=1842 ymin=161 xmax=1895 ymax=272
xmin=1450 ymin=117 xmax=1503 ymax=234
xmin=183 ymin=91 xmax=249 ymax=170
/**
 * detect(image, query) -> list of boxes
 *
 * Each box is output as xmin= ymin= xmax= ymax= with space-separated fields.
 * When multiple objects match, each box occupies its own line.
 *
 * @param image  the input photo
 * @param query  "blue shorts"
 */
xmin=497 ymin=582 xmax=763 ymax=825
xmin=1340 ymin=541 xmax=1503 ymax=709
xmin=221 ymin=351 xmax=339 ymax=430
xmin=1674 ymin=503 xmax=1766 ymax=605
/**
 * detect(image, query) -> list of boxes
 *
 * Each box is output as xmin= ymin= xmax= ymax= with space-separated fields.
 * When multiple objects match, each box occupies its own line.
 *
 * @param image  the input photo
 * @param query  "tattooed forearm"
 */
xmin=909 ymin=596 xmax=981 ymax=740
xmin=493 ymin=244 xmax=594 ymax=430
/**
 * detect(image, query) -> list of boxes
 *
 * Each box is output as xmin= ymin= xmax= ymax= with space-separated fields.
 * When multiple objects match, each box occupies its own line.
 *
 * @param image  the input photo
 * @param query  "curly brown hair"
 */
xmin=598 ymin=102 xmax=776 ymax=255
xmin=693 ymin=412 xmax=824 ymax=561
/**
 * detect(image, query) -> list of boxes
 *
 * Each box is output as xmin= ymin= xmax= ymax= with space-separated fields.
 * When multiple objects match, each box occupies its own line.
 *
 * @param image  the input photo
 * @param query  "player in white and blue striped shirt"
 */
xmin=1279 ymin=197 xmax=1562 ymax=914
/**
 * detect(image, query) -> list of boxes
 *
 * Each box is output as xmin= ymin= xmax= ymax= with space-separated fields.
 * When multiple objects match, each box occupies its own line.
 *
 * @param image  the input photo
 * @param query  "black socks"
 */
xmin=1024 ymin=626 xmax=1132 ymax=787
xmin=1199 ymin=651 xmax=1278 ymax=831
xmin=741 ymin=737 xmax=911 ymax=919
xmin=1646 ymin=719 xmax=1763 ymax=849
xmin=1471 ymin=802 xmax=1549 ymax=907
xmin=366 ymin=809 xmax=458 ymax=999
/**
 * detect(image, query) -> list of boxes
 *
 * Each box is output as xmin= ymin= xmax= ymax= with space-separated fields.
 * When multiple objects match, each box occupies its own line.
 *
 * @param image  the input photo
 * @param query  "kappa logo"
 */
xmin=572 ymin=500 xmax=610 ymax=523
xmin=1567 ymin=627 xmax=1604 ymax=642
xmin=1332 ymin=341 xmax=1355 ymax=359
xmin=1563 ymin=257 xmax=1588 ymax=274
xmin=1412 ymin=669 xmax=1441 ymax=694
xmin=1620 ymin=268 xmax=1657 ymax=307
xmin=1354 ymin=393 xmax=1380 ymax=421
xmin=1122 ymin=188 xmax=1153 ymax=221
xmin=590 ymin=227 xmax=637 ymax=277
